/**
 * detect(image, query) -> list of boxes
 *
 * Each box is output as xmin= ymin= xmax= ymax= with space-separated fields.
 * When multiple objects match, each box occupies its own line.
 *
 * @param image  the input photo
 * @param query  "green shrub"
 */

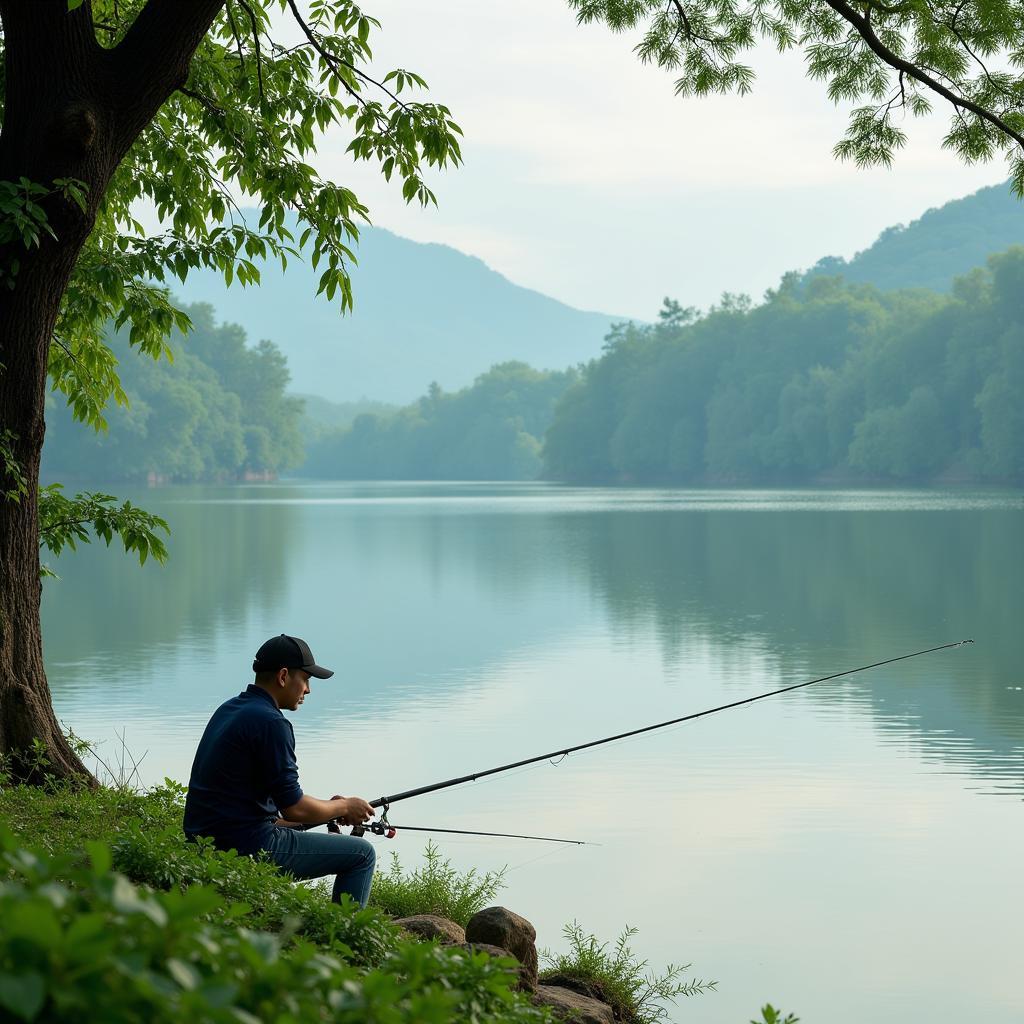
xmin=0 ymin=829 xmax=549 ymax=1024
xmin=368 ymin=839 xmax=506 ymax=925
xmin=540 ymin=921 xmax=714 ymax=1024
xmin=0 ymin=779 xmax=397 ymax=966
xmin=753 ymin=1006 xmax=799 ymax=1024
xmin=110 ymin=817 xmax=399 ymax=967
xmin=0 ymin=778 xmax=183 ymax=855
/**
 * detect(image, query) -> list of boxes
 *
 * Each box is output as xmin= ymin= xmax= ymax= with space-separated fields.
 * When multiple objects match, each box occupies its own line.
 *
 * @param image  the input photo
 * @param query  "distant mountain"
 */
xmin=802 ymin=181 xmax=1024 ymax=292
xmin=177 ymin=222 xmax=620 ymax=403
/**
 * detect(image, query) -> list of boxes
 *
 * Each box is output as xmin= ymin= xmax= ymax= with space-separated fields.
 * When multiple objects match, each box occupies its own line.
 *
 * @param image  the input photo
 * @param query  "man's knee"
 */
xmin=356 ymin=835 xmax=376 ymax=869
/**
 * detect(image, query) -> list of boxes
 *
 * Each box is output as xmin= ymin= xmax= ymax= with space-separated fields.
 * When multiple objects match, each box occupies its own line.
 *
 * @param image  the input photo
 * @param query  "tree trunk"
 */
xmin=0 ymin=231 xmax=100 ymax=784
xmin=0 ymin=0 xmax=225 ymax=783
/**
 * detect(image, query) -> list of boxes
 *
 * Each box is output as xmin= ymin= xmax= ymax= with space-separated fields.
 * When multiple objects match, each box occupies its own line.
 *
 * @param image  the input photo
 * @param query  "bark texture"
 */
xmin=0 ymin=0 xmax=225 ymax=782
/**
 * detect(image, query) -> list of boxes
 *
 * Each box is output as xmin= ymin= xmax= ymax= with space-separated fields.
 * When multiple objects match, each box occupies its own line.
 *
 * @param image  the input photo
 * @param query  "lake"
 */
xmin=41 ymin=482 xmax=1024 ymax=1023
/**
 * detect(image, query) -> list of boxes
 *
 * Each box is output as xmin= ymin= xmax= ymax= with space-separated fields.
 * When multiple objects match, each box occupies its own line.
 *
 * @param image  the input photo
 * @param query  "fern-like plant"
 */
xmin=368 ymin=840 xmax=507 ymax=926
xmin=540 ymin=920 xmax=715 ymax=1024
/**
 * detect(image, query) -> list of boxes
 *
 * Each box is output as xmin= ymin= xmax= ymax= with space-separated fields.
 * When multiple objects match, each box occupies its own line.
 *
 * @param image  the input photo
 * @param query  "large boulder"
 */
xmin=450 ymin=941 xmax=535 ymax=992
xmin=533 ymin=984 xmax=615 ymax=1023
xmin=465 ymin=906 xmax=539 ymax=990
xmin=393 ymin=914 xmax=465 ymax=944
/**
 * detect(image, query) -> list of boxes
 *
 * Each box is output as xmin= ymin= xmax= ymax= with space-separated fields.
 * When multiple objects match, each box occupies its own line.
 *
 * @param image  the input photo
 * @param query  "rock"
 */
xmin=393 ymin=914 xmax=465 ymax=944
xmin=533 ymin=984 xmax=615 ymax=1023
xmin=451 ymin=942 xmax=535 ymax=992
xmin=540 ymin=972 xmax=612 ymax=1008
xmin=465 ymin=906 xmax=539 ymax=990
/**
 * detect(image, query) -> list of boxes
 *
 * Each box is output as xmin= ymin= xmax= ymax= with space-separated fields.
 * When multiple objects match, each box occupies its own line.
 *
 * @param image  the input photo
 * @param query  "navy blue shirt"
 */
xmin=183 ymin=685 xmax=304 ymax=854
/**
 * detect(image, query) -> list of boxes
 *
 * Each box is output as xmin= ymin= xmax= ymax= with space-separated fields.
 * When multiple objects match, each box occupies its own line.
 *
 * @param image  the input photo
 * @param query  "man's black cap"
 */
xmin=252 ymin=634 xmax=334 ymax=679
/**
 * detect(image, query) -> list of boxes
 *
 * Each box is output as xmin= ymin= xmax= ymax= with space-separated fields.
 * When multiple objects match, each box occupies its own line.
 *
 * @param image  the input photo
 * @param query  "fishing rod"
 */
xmin=355 ymin=640 xmax=973 ymax=820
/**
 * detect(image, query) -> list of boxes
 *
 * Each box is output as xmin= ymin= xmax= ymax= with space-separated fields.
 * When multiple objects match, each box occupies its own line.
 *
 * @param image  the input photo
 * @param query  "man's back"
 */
xmin=183 ymin=684 xmax=303 ymax=854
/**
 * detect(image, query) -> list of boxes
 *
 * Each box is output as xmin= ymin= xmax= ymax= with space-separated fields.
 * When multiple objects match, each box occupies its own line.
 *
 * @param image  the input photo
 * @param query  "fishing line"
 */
xmin=381 ymin=823 xmax=594 ymax=845
xmin=504 ymin=845 xmax=574 ymax=875
xmin=365 ymin=640 xmax=974 ymax=812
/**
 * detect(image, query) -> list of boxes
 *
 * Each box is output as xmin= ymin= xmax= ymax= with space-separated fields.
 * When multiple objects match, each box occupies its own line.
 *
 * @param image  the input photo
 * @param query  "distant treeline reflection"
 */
xmin=44 ymin=488 xmax=1023 ymax=794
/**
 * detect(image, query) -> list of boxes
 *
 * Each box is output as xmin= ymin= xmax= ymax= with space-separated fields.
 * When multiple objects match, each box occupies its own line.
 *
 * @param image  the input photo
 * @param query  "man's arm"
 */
xmin=278 ymin=793 xmax=375 ymax=828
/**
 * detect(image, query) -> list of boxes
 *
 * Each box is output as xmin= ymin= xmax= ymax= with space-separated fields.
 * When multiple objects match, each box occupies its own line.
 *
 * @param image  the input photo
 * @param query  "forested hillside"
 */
xmin=803 ymin=182 xmax=1024 ymax=292
xmin=179 ymin=222 xmax=618 ymax=403
xmin=300 ymin=362 xmax=577 ymax=480
xmin=43 ymin=195 xmax=1024 ymax=487
xmin=544 ymin=251 xmax=1024 ymax=485
xmin=43 ymin=305 xmax=303 ymax=483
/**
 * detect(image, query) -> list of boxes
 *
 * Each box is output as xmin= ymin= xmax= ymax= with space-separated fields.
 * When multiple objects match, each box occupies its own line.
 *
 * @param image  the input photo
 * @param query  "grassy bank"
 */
xmin=0 ymin=779 xmax=795 ymax=1023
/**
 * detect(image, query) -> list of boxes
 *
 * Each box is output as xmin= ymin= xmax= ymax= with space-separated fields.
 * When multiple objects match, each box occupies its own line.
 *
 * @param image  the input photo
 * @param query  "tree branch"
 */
xmin=824 ymin=0 xmax=1024 ymax=151
xmin=284 ymin=0 xmax=411 ymax=110
xmin=224 ymin=0 xmax=247 ymax=75
xmin=108 ymin=0 xmax=227 ymax=156
xmin=234 ymin=0 xmax=265 ymax=103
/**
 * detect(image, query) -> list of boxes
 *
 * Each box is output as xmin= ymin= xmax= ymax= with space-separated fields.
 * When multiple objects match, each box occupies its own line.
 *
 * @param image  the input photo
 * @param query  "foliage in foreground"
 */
xmin=572 ymin=1 xmax=1024 ymax=192
xmin=0 ymin=778 xmax=797 ymax=1022
xmin=0 ymin=778 xmax=396 ymax=966
xmin=369 ymin=839 xmax=507 ymax=925
xmin=0 ymin=829 xmax=543 ymax=1024
xmin=540 ymin=921 xmax=715 ymax=1024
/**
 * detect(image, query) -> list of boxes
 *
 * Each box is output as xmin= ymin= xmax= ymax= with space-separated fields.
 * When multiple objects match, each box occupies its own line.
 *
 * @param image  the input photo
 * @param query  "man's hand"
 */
xmin=279 ymin=793 xmax=375 ymax=828
xmin=330 ymin=794 xmax=374 ymax=825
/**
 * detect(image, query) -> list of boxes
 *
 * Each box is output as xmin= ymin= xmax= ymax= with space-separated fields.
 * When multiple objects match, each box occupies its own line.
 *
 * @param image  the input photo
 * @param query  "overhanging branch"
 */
xmin=823 ymin=0 xmax=1024 ymax=152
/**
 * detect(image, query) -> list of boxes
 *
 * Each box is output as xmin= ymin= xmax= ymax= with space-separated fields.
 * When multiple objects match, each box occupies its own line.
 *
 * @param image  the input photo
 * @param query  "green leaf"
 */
xmin=0 ymin=971 xmax=45 ymax=1022
xmin=110 ymin=875 xmax=169 ymax=926
xmin=85 ymin=840 xmax=112 ymax=875
xmin=166 ymin=958 xmax=201 ymax=991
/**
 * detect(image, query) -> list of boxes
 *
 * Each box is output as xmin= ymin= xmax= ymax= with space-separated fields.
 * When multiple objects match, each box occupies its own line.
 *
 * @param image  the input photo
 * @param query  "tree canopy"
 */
xmin=2 ymin=0 xmax=462 ymax=565
xmin=0 ymin=0 xmax=461 ymax=780
xmin=571 ymin=0 xmax=1024 ymax=187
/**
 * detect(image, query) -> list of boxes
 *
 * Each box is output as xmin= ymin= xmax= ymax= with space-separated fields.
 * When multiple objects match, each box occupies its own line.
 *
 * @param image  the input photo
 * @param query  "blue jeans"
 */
xmin=260 ymin=826 xmax=376 ymax=907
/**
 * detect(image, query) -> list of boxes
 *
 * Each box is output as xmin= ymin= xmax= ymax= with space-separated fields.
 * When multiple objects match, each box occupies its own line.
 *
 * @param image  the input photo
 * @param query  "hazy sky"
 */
xmin=309 ymin=1 xmax=1006 ymax=319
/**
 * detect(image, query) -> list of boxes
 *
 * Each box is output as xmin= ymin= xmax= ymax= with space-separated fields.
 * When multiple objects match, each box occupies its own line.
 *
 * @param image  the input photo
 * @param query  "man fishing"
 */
xmin=183 ymin=633 xmax=377 ymax=907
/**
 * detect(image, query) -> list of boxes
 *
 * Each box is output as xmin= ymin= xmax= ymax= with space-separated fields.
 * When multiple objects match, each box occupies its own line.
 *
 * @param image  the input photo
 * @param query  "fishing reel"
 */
xmin=328 ymin=801 xmax=395 ymax=839
xmin=362 ymin=819 xmax=397 ymax=839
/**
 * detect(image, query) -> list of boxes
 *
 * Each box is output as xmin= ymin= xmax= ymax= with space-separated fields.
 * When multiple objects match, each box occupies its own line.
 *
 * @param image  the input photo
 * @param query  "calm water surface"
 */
xmin=42 ymin=482 xmax=1024 ymax=1023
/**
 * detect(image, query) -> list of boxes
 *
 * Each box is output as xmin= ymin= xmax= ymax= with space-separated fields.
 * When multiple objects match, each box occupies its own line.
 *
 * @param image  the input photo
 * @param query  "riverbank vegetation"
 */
xmin=0 ymin=775 xmax=789 ymax=1023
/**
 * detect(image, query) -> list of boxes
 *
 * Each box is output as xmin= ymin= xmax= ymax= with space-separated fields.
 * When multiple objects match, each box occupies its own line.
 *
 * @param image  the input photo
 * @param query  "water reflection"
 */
xmin=43 ymin=484 xmax=1023 ymax=798
xmin=555 ymin=505 xmax=1024 ymax=795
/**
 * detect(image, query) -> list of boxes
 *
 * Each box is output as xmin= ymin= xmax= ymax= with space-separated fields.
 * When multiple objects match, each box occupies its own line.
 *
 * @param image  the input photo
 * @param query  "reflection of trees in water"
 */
xmin=40 ymin=487 xmax=1022 ymax=792
xmin=557 ymin=508 xmax=1024 ymax=793
xmin=42 ymin=488 xmax=293 ymax=683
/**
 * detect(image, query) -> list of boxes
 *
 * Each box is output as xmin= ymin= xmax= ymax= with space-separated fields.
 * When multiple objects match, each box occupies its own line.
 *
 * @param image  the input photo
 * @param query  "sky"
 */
xmin=300 ymin=0 xmax=1009 ymax=320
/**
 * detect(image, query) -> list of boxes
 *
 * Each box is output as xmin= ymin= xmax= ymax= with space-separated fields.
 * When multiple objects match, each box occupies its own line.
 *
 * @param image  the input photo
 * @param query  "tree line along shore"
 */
xmin=44 ymin=248 xmax=1024 ymax=488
